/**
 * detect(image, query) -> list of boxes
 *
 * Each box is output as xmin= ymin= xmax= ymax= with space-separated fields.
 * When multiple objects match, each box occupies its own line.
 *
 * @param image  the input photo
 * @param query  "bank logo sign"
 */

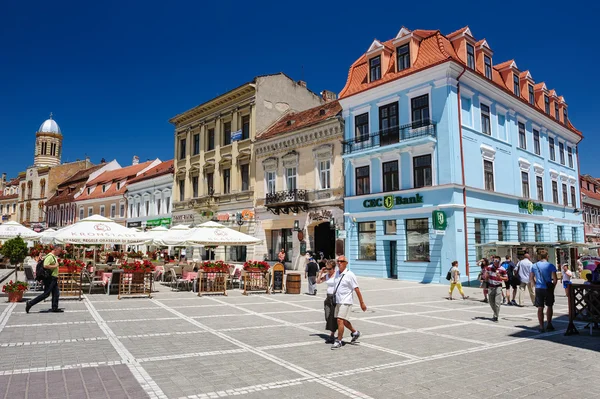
xmin=363 ymin=194 xmax=423 ymax=209
xmin=518 ymin=200 xmax=543 ymax=214
xmin=432 ymin=210 xmax=447 ymax=230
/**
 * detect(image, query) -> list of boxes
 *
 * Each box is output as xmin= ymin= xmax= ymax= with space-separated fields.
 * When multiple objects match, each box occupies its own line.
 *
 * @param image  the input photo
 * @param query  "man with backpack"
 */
xmin=26 ymin=245 xmax=63 ymax=313
xmin=502 ymin=255 xmax=518 ymax=306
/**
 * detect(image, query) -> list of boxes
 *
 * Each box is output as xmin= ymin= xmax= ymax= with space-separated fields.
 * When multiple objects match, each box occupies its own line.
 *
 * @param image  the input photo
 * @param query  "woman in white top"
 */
xmin=562 ymin=264 xmax=573 ymax=296
xmin=317 ymin=259 xmax=338 ymax=343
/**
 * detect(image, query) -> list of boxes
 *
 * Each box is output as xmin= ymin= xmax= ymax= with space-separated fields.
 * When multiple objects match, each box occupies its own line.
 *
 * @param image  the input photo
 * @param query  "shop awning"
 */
xmin=519 ymin=242 xmax=559 ymax=247
xmin=474 ymin=241 xmax=521 ymax=247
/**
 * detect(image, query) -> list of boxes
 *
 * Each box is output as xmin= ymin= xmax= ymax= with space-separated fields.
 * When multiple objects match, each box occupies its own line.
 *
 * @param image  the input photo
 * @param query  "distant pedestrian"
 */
xmin=562 ymin=264 xmax=573 ymax=297
xmin=485 ymin=256 xmax=508 ymax=322
xmin=448 ymin=260 xmax=469 ymax=300
xmin=317 ymin=260 xmax=338 ymax=343
xmin=516 ymin=254 xmax=535 ymax=306
xmin=26 ymin=245 xmax=63 ymax=313
xmin=278 ymin=248 xmax=286 ymax=264
xmin=478 ymin=259 xmax=489 ymax=303
xmin=502 ymin=255 xmax=518 ymax=306
xmin=305 ymin=257 xmax=319 ymax=295
xmin=531 ymin=249 xmax=557 ymax=332
xmin=331 ymin=256 xmax=367 ymax=350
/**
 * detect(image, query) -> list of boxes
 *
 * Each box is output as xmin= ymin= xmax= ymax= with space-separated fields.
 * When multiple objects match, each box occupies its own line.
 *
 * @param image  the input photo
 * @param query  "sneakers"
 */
xmin=25 ymin=301 xmax=31 ymax=314
xmin=510 ymin=300 xmax=518 ymax=306
xmin=492 ymin=316 xmax=498 ymax=322
xmin=325 ymin=336 xmax=335 ymax=344
xmin=331 ymin=340 xmax=343 ymax=350
xmin=482 ymin=298 xmax=488 ymax=303
xmin=351 ymin=331 xmax=361 ymax=343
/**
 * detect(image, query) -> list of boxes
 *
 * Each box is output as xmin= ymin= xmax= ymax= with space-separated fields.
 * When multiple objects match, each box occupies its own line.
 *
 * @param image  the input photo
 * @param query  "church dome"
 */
xmin=39 ymin=115 xmax=61 ymax=134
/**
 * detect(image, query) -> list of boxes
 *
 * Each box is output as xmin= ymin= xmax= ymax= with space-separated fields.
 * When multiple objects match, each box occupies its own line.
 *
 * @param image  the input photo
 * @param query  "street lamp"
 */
xmin=329 ymin=218 xmax=335 ymax=230
xmin=293 ymin=220 xmax=300 ymax=231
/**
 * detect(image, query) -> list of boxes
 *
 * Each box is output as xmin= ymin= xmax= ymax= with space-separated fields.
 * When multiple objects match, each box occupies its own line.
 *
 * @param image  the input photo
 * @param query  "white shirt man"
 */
xmin=516 ymin=254 xmax=535 ymax=306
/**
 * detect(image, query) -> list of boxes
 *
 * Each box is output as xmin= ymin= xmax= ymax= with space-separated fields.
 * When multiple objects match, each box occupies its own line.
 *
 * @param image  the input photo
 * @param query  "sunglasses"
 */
xmin=325 ymin=267 xmax=333 ymax=270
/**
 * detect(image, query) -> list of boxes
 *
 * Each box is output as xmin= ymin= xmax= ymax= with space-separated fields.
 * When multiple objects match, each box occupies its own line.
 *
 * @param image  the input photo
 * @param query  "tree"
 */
xmin=0 ymin=236 xmax=28 ymax=266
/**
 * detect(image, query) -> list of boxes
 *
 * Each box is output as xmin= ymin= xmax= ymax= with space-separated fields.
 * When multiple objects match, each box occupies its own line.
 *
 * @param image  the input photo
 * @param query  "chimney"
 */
xmin=132 ymin=155 xmax=139 ymax=165
xmin=297 ymin=80 xmax=307 ymax=88
xmin=320 ymin=90 xmax=337 ymax=102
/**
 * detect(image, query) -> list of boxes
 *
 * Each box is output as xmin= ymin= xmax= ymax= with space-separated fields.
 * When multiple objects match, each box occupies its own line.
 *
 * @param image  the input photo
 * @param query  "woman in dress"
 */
xmin=561 ymin=264 xmax=573 ymax=296
xmin=317 ymin=259 xmax=338 ymax=343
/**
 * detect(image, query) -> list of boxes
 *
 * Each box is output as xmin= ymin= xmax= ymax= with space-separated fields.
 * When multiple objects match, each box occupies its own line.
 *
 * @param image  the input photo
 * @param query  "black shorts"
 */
xmin=534 ymin=288 xmax=555 ymax=308
xmin=505 ymin=280 xmax=518 ymax=290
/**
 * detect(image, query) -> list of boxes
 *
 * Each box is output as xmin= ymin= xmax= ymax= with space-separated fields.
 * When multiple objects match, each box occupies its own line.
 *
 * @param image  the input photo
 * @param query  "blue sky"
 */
xmin=1 ymin=0 xmax=598 ymax=178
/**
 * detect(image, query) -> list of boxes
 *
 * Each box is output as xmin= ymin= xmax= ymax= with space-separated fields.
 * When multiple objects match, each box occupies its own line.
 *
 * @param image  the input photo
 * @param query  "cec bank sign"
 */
xmin=363 ymin=194 xmax=423 ymax=210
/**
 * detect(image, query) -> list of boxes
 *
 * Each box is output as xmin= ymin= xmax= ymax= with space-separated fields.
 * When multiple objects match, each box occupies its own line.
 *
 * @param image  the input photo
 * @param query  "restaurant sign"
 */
xmin=363 ymin=194 xmax=423 ymax=210
xmin=173 ymin=213 xmax=195 ymax=223
xmin=518 ymin=200 xmax=543 ymax=214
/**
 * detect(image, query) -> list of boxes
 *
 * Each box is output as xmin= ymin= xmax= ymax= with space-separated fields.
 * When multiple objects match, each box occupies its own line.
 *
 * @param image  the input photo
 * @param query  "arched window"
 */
xmin=40 ymin=179 xmax=46 ymax=197
xmin=21 ymin=183 xmax=26 ymax=200
xmin=27 ymin=181 xmax=33 ymax=199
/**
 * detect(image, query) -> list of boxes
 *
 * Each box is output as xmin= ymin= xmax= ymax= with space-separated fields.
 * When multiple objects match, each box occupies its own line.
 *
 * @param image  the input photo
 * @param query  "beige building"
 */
xmin=0 ymin=176 xmax=21 ymax=223
xmin=75 ymin=158 xmax=160 ymax=226
xmin=169 ymin=73 xmax=324 ymax=262
xmin=254 ymin=100 xmax=344 ymax=269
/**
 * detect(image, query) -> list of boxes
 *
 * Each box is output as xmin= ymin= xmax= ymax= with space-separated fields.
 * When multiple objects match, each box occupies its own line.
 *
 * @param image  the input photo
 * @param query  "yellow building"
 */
xmin=254 ymin=100 xmax=344 ymax=269
xmin=169 ymin=73 xmax=324 ymax=262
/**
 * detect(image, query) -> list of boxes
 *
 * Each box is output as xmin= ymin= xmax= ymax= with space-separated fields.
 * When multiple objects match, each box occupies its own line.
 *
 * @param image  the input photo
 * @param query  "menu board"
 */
xmin=272 ymin=263 xmax=285 ymax=293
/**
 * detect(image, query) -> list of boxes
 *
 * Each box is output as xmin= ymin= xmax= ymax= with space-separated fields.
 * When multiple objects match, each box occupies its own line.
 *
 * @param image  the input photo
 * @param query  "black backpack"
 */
xmin=35 ymin=257 xmax=50 ymax=281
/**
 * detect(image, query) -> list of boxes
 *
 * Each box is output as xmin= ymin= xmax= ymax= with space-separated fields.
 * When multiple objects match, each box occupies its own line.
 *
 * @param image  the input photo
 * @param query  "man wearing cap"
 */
xmin=331 ymin=256 xmax=367 ymax=349
xmin=305 ymin=256 xmax=319 ymax=295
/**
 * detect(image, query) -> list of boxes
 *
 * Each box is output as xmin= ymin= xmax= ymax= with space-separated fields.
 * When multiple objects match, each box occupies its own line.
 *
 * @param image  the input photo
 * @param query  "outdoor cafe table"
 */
xmin=182 ymin=271 xmax=198 ymax=291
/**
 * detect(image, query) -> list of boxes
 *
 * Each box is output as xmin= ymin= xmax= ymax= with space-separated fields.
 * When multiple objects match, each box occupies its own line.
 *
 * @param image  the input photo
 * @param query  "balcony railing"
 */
xmin=265 ymin=189 xmax=309 ymax=215
xmin=343 ymin=119 xmax=436 ymax=155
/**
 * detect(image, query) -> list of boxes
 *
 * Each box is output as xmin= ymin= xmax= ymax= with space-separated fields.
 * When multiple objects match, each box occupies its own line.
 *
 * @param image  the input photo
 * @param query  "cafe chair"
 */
xmin=170 ymin=269 xmax=190 ymax=291
xmin=23 ymin=265 xmax=42 ymax=291
xmin=106 ymin=270 xmax=123 ymax=296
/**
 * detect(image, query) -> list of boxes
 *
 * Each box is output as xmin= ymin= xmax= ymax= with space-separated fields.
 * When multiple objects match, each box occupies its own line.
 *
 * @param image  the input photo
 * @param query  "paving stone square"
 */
xmin=1 ymin=276 xmax=598 ymax=399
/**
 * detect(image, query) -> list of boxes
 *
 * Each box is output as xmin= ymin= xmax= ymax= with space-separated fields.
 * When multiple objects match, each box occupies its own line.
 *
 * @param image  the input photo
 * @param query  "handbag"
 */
xmin=331 ymin=274 xmax=345 ymax=307
xmin=446 ymin=268 xmax=452 ymax=281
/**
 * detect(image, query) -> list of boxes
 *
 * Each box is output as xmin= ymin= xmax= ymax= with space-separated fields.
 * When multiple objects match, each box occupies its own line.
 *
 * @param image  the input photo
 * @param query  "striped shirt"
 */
xmin=486 ymin=265 xmax=507 ymax=287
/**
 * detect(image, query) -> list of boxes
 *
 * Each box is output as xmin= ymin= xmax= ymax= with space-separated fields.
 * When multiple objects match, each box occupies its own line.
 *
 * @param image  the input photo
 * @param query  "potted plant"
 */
xmin=202 ymin=260 xmax=230 ymax=273
xmin=243 ymin=260 xmax=270 ymax=273
xmin=2 ymin=280 xmax=29 ymax=302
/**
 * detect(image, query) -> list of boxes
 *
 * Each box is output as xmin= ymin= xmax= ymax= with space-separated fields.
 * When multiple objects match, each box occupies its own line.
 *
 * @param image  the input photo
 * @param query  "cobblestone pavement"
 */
xmin=1 ymin=277 xmax=598 ymax=399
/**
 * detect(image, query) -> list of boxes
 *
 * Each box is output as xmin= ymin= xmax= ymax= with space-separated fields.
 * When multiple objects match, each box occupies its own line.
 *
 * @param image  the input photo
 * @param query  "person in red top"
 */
xmin=485 ymin=256 xmax=508 ymax=322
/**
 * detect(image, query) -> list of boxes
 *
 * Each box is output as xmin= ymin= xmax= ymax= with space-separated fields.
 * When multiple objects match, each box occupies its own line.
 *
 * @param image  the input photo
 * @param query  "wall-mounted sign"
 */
xmin=127 ymin=221 xmax=142 ymax=228
xmin=173 ymin=213 xmax=195 ymax=223
xmin=231 ymin=130 xmax=242 ymax=142
xmin=336 ymin=230 xmax=347 ymax=239
xmin=518 ymin=200 xmax=543 ymax=214
xmin=241 ymin=209 xmax=254 ymax=221
xmin=432 ymin=210 xmax=447 ymax=230
xmin=147 ymin=218 xmax=172 ymax=227
xmin=363 ymin=194 xmax=423 ymax=209
xmin=217 ymin=213 xmax=230 ymax=221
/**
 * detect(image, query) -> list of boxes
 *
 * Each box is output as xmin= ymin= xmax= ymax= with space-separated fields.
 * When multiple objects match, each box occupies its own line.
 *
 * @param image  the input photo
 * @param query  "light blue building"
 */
xmin=338 ymin=27 xmax=584 ymax=283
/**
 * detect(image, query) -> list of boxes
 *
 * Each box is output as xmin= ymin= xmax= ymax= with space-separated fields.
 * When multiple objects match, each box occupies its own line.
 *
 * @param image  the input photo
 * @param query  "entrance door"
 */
xmin=314 ymin=222 xmax=335 ymax=259
xmin=379 ymin=102 xmax=399 ymax=146
xmin=388 ymin=241 xmax=398 ymax=279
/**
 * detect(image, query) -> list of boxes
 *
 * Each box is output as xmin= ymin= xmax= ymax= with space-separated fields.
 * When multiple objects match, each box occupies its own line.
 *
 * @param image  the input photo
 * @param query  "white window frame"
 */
xmin=407 ymin=86 xmax=432 ymax=125
xmin=88 ymin=207 xmax=93 ymax=217
xmin=99 ymin=205 xmax=105 ymax=217
xmin=119 ymin=202 xmax=125 ymax=218
xmin=285 ymin=167 xmax=297 ymax=191
xmin=110 ymin=204 xmax=116 ymax=218
xmin=495 ymin=104 xmax=508 ymax=142
xmin=479 ymin=96 xmax=493 ymax=137
xmin=460 ymin=87 xmax=475 ymax=128
xmin=266 ymin=171 xmax=276 ymax=194
xmin=318 ymin=159 xmax=331 ymax=190
xmin=79 ymin=207 xmax=84 ymax=220
xmin=409 ymin=143 xmax=436 ymax=189
xmin=351 ymin=159 xmax=372 ymax=196
xmin=481 ymin=144 xmax=496 ymax=191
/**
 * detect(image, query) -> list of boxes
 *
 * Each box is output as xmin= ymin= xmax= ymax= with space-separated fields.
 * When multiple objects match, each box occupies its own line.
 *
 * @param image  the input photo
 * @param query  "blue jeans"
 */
xmin=29 ymin=277 xmax=60 ymax=310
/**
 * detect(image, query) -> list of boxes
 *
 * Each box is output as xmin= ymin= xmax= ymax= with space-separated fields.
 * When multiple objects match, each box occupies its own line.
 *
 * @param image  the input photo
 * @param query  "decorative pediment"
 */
xmin=262 ymin=157 xmax=278 ymax=171
xmin=366 ymin=39 xmax=384 ymax=55
xmin=313 ymin=144 xmax=333 ymax=161
xmin=282 ymin=151 xmax=299 ymax=168
xmin=237 ymin=149 xmax=251 ymax=166
xmin=549 ymin=169 xmax=559 ymax=180
xmin=518 ymin=158 xmax=531 ymax=172
xmin=480 ymin=144 xmax=496 ymax=161
xmin=533 ymin=163 xmax=544 ymax=176
xmin=559 ymin=172 xmax=569 ymax=182
xmin=176 ymin=167 xmax=186 ymax=176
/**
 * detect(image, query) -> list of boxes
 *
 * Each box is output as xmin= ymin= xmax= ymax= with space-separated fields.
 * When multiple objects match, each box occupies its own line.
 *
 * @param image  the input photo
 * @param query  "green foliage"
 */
xmin=0 ymin=236 xmax=29 ymax=265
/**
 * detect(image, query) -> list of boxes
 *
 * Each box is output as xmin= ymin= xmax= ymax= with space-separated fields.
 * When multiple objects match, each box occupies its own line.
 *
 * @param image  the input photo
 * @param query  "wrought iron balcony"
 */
xmin=265 ymin=189 xmax=309 ymax=215
xmin=343 ymin=119 xmax=436 ymax=155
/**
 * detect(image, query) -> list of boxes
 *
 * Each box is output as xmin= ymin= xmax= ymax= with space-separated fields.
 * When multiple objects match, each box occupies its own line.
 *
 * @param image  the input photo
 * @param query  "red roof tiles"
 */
xmin=258 ymin=101 xmax=342 ymax=140
xmin=87 ymin=162 xmax=153 ymax=186
xmin=581 ymin=175 xmax=600 ymax=201
xmin=127 ymin=160 xmax=174 ymax=185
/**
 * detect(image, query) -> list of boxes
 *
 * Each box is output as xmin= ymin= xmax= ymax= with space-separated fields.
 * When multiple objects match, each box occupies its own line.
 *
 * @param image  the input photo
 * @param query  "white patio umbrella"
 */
xmin=39 ymin=228 xmax=57 ymax=244
xmin=152 ymin=224 xmax=191 ymax=246
xmin=0 ymin=221 xmax=41 ymax=241
xmin=184 ymin=221 xmax=261 ymax=246
xmin=52 ymin=215 xmax=151 ymax=245
xmin=146 ymin=226 xmax=169 ymax=240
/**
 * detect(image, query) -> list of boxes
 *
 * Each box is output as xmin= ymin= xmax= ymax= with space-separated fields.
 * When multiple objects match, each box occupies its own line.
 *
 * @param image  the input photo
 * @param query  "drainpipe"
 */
xmin=456 ymin=66 xmax=470 ymax=283
xmin=575 ymin=138 xmax=583 ymax=259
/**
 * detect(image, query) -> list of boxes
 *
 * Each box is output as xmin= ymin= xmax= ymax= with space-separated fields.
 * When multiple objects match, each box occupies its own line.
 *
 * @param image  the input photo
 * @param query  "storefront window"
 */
xmin=270 ymin=229 xmax=293 ymax=261
xmin=498 ymin=220 xmax=507 ymax=242
xmin=225 ymin=246 xmax=247 ymax=262
xmin=358 ymin=222 xmax=377 ymax=260
xmin=572 ymin=227 xmax=578 ymax=242
xmin=518 ymin=222 xmax=527 ymax=242
xmin=557 ymin=226 xmax=565 ymax=241
xmin=406 ymin=218 xmax=430 ymax=262
xmin=474 ymin=219 xmax=485 ymax=244
xmin=384 ymin=220 xmax=396 ymax=235
xmin=535 ymin=224 xmax=543 ymax=242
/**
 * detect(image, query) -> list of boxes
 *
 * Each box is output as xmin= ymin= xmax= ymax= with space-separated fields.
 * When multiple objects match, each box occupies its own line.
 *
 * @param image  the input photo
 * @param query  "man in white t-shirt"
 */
xmin=331 ymin=256 xmax=367 ymax=350
xmin=516 ymin=254 xmax=535 ymax=306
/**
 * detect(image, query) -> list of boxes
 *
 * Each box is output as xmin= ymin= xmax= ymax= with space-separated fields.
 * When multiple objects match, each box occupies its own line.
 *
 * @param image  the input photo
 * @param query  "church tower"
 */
xmin=34 ymin=113 xmax=62 ymax=167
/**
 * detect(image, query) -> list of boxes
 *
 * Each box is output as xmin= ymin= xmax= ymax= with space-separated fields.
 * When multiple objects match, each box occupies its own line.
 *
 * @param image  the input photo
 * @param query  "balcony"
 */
xmin=265 ymin=189 xmax=309 ymax=215
xmin=343 ymin=119 xmax=436 ymax=155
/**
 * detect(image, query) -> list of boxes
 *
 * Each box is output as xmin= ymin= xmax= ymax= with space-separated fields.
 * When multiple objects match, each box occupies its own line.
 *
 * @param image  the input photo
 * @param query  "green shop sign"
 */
xmin=363 ymin=194 xmax=423 ymax=210
xmin=432 ymin=210 xmax=447 ymax=230
xmin=518 ymin=200 xmax=543 ymax=214
xmin=146 ymin=218 xmax=172 ymax=227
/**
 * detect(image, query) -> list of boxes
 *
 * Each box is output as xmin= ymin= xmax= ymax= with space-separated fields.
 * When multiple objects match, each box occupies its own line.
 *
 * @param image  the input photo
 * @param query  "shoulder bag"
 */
xmin=331 ymin=274 xmax=345 ymax=307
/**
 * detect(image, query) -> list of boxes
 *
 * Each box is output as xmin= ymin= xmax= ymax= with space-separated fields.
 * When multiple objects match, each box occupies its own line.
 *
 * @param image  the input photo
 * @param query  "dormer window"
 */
xmin=102 ymin=184 xmax=107 ymax=193
xmin=544 ymin=95 xmax=550 ymax=114
xmin=555 ymin=103 xmax=559 ymax=120
xmin=116 ymin=182 xmax=121 ymax=190
xmin=528 ymin=85 xmax=535 ymax=105
xmin=513 ymin=74 xmax=520 ymax=97
xmin=369 ymin=56 xmax=381 ymax=82
xmin=563 ymin=108 xmax=568 ymax=123
xmin=87 ymin=187 xmax=91 ymax=195
xmin=466 ymin=44 xmax=475 ymax=69
xmin=484 ymin=55 xmax=492 ymax=79
xmin=397 ymin=44 xmax=410 ymax=71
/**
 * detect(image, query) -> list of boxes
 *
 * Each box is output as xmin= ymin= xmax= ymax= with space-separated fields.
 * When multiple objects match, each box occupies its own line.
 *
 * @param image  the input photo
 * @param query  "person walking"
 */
xmin=331 ymin=256 xmax=367 ymax=349
xmin=485 ymin=256 xmax=508 ymax=322
xmin=317 ymin=259 xmax=337 ymax=343
xmin=516 ymin=254 xmax=535 ymax=306
xmin=502 ymin=255 xmax=518 ymax=306
xmin=305 ymin=257 xmax=319 ymax=295
xmin=478 ymin=259 xmax=489 ymax=303
xmin=448 ymin=260 xmax=469 ymax=300
xmin=562 ymin=264 xmax=573 ymax=297
xmin=531 ymin=249 xmax=557 ymax=332
xmin=26 ymin=245 xmax=63 ymax=313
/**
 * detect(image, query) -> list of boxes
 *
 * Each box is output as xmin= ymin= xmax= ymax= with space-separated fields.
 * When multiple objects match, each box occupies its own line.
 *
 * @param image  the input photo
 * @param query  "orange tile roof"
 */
xmin=581 ymin=175 xmax=600 ymax=201
xmin=534 ymin=82 xmax=547 ymax=90
xmin=127 ymin=160 xmax=174 ymax=185
xmin=87 ymin=161 xmax=153 ymax=186
xmin=0 ymin=193 xmax=18 ymax=200
xmin=339 ymin=27 xmax=581 ymax=137
xmin=258 ymin=101 xmax=342 ymax=140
